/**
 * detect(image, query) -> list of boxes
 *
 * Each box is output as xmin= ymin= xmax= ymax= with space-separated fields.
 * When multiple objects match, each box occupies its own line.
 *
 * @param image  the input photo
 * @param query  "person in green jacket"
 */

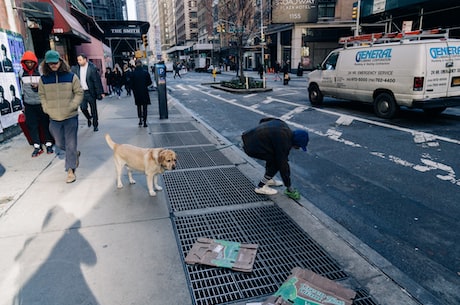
xmin=38 ymin=50 xmax=83 ymax=183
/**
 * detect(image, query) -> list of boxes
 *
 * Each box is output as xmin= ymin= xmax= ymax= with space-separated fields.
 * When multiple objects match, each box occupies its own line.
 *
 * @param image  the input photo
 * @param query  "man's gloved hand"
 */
xmin=284 ymin=188 xmax=300 ymax=200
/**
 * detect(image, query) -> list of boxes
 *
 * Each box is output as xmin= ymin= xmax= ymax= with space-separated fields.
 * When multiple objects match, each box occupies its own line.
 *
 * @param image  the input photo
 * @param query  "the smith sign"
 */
xmin=272 ymin=0 xmax=318 ymax=24
xmin=106 ymin=27 xmax=141 ymax=37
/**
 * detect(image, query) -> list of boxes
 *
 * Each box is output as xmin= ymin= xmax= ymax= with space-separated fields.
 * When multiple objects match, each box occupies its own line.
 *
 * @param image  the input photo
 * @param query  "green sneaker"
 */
xmin=284 ymin=189 xmax=300 ymax=200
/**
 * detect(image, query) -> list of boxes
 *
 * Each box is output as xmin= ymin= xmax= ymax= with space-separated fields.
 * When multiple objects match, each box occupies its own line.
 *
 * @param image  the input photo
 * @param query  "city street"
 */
xmin=167 ymin=70 xmax=460 ymax=305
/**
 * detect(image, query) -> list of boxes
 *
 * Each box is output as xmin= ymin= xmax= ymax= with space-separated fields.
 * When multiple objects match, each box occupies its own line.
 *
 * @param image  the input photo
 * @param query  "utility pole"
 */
xmin=261 ymin=0 xmax=265 ymax=88
xmin=353 ymin=0 xmax=361 ymax=36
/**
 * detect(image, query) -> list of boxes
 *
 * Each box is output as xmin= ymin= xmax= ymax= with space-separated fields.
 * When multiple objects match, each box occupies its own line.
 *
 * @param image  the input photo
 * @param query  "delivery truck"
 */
xmin=307 ymin=29 xmax=460 ymax=118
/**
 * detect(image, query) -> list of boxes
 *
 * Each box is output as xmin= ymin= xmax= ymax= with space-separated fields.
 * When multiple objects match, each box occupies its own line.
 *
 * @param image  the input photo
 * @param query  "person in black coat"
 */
xmin=71 ymin=53 xmax=104 ymax=131
xmin=130 ymin=60 xmax=153 ymax=127
xmin=242 ymin=118 xmax=309 ymax=200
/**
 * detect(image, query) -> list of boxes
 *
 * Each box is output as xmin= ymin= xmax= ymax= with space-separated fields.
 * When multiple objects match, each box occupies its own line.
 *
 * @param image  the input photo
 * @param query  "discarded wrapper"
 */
xmin=262 ymin=267 xmax=356 ymax=305
xmin=185 ymin=237 xmax=258 ymax=272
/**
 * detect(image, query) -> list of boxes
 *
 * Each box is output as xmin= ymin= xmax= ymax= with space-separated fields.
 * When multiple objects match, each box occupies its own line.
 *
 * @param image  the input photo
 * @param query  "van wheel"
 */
xmin=309 ymin=85 xmax=323 ymax=105
xmin=423 ymin=107 xmax=446 ymax=116
xmin=374 ymin=93 xmax=399 ymax=119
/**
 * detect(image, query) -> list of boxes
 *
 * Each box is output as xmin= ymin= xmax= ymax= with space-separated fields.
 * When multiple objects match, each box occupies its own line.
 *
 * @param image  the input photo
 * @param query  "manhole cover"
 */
xmin=163 ymin=167 xmax=268 ymax=211
xmin=173 ymin=205 xmax=348 ymax=305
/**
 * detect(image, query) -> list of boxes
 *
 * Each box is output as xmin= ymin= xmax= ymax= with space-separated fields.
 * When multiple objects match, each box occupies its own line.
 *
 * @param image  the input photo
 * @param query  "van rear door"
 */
xmin=446 ymin=41 xmax=460 ymax=97
xmin=425 ymin=41 xmax=460 ymax=97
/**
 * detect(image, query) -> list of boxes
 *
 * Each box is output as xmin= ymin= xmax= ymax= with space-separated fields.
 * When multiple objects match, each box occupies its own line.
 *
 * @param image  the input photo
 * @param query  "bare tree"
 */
xmin=219 ymin=0 xmax=258 ymax=82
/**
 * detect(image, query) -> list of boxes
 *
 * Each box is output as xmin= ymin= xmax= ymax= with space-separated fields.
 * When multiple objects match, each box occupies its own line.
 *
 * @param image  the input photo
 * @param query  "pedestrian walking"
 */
xmin=105 ymin=67 xmax=114 ymax=96
xmin=39 ymin=50 xmax=83 ymax=183
xmin=130 ymin=59 xmax=152 ymax=127
xmin=173 ymin=62 xmax=182 ymax=79
xmin=274 ymin=61 xmax=281 ymax=81
xmin=112 ymin=66 xmax=123 ymax=99
xmin=282 ymin=61 xmax=290 ymax=85
xmin=241 ymin=117 xmax=309 ymax=200
xmin=71 ymin=53 xmax=104 ymax=132
xmin=123 ymin=64 xmax=133 ymax=96
xmin=19 ymin=50 xmax=54 ymax=157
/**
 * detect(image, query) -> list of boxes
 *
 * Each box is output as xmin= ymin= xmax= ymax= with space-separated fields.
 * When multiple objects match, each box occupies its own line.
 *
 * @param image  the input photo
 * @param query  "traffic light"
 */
xmin=142 ymin=34 xmax=148 ymax=47
xmin=352 ymin=2 xmax=358 ymax=20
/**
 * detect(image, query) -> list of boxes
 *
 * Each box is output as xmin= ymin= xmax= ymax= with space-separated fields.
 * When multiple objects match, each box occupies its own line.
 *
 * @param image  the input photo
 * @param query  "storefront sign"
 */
xmin=106 ymin=26 xmax=141 ymax=37
xmin=272 ymin=0 xmax=318 ymax=24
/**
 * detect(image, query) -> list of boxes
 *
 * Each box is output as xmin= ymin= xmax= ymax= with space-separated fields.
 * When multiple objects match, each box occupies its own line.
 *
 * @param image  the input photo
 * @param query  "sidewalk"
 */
xmin=0 ymin=91 xmax=427 ymax=305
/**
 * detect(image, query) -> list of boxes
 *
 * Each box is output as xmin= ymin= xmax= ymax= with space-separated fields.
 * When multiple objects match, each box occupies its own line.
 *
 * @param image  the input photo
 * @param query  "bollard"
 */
xmin=155 ymin=61 xmax=168 ymax=119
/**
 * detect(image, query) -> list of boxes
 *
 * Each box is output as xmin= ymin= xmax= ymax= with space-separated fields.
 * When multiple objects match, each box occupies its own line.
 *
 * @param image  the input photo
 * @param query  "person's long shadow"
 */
xmin=13 ymin=207 xmax=99 ymax=305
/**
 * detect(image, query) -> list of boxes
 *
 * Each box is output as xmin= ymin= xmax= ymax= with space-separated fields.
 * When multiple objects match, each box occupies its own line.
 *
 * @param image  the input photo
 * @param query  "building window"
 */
xmin=318 ymin=2 xmax=335 ymax=18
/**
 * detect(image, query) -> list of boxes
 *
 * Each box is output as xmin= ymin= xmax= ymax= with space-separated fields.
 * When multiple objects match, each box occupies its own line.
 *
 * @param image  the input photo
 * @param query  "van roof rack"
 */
xmin=339 ymin=28 xmax=451 ymax=47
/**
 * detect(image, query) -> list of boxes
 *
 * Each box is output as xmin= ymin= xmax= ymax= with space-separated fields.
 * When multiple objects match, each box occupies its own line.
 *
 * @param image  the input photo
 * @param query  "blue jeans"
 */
xmin=49 ymin=116 xmax=79 ymax=171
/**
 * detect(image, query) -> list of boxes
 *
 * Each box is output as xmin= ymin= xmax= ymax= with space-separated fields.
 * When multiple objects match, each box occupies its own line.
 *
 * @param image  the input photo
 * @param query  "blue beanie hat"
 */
xmin=292 ymin=130 xmax=309 ymax=151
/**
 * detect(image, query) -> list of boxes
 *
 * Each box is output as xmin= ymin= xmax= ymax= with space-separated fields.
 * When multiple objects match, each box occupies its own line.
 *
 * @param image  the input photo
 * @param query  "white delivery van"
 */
xmin=307 ymin=31 xmax=460 ymax=118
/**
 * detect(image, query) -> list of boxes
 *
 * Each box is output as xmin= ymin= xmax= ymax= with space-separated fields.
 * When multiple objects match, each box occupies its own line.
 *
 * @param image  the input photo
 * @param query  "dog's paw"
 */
xmin=149 ymin=190 xmax=157 ymax=196
xmin=129 ymin=179 xmax=136 ymax=184
xmin=117 ymin=183 xmax=123 ymax=189
xmin=154 ymin=185 xmax=163 ymax=191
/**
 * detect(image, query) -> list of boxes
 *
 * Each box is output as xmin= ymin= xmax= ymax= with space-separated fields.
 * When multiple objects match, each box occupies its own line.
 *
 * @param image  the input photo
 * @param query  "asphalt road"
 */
xmin=164 ymin=70 xmax=460 ymax=305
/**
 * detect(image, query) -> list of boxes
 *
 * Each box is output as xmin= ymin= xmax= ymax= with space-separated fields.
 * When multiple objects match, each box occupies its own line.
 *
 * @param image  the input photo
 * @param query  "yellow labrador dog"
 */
xmin=105 ymin=134 xmax=177 ymax=196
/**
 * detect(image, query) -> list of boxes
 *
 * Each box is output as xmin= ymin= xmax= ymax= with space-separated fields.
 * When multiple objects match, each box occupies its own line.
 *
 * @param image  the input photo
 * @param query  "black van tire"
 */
xmin=309 ymin=84 xmax=323 ymax=105
xmin=374 ymin=92 xmax=399 ymax=118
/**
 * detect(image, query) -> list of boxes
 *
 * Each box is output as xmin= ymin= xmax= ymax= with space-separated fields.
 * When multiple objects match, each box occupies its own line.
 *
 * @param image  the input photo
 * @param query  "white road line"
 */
xmin=185 ymin=86 xmax=460 ymax=187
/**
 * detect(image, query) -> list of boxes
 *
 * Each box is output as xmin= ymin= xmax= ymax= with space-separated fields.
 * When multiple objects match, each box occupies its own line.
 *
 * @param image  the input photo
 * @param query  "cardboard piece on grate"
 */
xmin=262 ymin=267 xmax=356 ymax=305
xmin=185 ymin=238 xmax=258 ymax=272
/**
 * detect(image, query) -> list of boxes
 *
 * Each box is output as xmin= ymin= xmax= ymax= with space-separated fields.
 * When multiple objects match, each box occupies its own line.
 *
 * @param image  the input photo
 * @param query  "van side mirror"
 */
xmin=316 ymin=64 xmax=322 ymax=70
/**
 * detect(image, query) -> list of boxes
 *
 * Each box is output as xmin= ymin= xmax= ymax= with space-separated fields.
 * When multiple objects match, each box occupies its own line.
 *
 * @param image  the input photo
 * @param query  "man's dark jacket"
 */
xmin=71 ymin=62 xmax=104 ymax=99
xmin=242 ymin=118 xmax=293 ymax=186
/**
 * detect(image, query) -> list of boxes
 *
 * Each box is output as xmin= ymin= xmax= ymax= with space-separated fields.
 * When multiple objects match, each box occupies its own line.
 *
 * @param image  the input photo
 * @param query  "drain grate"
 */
xmin=173 ymin=205 xmax=348 ymax=305
xmin=173 ymin=145 xmax=233 ymax=170
xmin=353 ymin=288 xmax=380 ymax=305
xmin=150 ymin=122 xmax=196 ymax=133
xmin=163 ymin=167 xmax=268 ymax=211
xmin=151 ymin=130 xmax=211 ymax=147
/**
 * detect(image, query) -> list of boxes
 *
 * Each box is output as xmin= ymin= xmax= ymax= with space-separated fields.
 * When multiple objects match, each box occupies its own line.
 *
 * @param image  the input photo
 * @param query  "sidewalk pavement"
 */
xmin=0 ymin=90 xmax=428 ymax=305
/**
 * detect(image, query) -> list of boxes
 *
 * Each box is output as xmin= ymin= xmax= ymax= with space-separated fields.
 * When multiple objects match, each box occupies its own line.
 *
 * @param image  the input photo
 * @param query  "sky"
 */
xmin=126 ymin=0 xmax=137 ymax=20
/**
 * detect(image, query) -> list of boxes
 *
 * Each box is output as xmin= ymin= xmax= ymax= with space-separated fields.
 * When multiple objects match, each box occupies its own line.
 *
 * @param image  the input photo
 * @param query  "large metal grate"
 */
xmin=151 ymin=130 xmax=211 ymax=147
xmin=353 ymin=288 xmax=379 ymax=305
xmin=150 ymin=122 xmax=196 ymax=133
xmin=173 ymin=145 xmax=233 ymax=170
xmin=163 ymin=167 xmax=268 ymax=212
xmin=174 ymin=205 xmax=348 ymax=305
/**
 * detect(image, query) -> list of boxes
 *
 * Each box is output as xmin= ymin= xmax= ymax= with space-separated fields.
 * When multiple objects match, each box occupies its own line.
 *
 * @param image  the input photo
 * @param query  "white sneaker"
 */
xmin=254 ymin=185 xmax=278 ymax=195
xmin=266 ymin=179 xmax=283 ymax=187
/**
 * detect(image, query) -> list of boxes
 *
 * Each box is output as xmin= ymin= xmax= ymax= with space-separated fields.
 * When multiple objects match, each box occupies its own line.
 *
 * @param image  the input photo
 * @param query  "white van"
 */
xmin=307 ymin=31 xmax=460 ymax=118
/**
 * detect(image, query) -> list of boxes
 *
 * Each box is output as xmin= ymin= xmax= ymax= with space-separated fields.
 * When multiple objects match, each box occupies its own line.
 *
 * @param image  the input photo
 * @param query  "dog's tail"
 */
xmin=105 ymin=133 xmax=116 ymax=150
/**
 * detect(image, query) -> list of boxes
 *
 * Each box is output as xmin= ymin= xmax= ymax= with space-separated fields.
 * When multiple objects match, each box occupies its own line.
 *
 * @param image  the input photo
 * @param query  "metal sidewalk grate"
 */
xmin=151 ymin=130 xmax=211 ymax=147
xmin=353 ymin=288 xmax=380 ymax=305
xmin=173 ymin=205 xmax=348 ymax=305
xmin=150 ymin=122 xmax=196 ymax=133
xmin=173 ymin=146 xmax=233 ymax=170
xmin=163 ymin=167 xmax=268 ymax=211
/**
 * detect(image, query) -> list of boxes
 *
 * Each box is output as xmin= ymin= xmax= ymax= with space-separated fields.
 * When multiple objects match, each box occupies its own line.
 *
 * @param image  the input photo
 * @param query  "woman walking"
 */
xmin=130 ymin=60 xmax=152 ymax=127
